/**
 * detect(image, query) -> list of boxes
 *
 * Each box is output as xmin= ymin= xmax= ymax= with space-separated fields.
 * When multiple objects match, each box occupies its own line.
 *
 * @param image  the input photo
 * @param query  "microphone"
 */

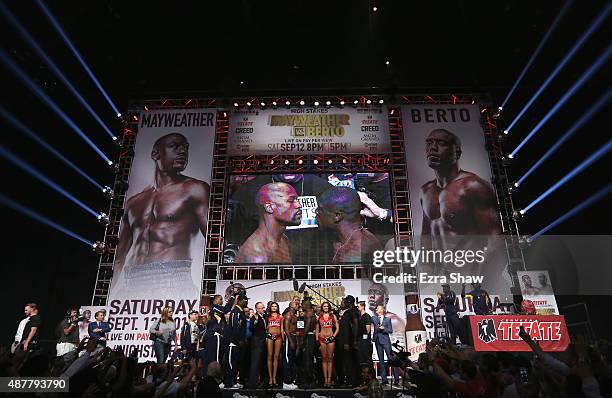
xmin=298 ymin=282 xmax=307 ymax=294
xmin=293 ymin=278 xmax=299 ymax=292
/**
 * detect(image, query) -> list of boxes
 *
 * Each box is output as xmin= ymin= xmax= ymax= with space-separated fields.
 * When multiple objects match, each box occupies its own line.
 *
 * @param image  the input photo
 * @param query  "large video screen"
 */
xmin=224 ymin=173 xmax=394 ymax=265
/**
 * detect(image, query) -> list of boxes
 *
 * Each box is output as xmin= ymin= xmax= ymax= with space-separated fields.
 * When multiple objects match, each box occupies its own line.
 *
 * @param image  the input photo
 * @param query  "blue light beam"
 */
xmin=515 ymin=88 xmax=612 ymax=187
xmin=504 ymin=2 xmax=612 ymax=134
xmin=0 ymin=193 xmax=93 ymax=247
xmin=0 ymin=2 xmax=116 ymax=139
xmin=0 ymin=145 xmax=99 ymax=218
xmin=529 ymin=181 xmax=612 ymax=241
xmin=0 ymin=105 xmax=104 ymax=191
xmin=521 ymin=139 xmax=612 ymax=214
xmin=0 ymin=48 xmax=112 ymax=165
xmin=500 ymin=0 xmax=573 ymax=109
xmin=35 ymin=0 xmax=121 ymax=118
xmin=510 ymin=44 xmax=612 ymax=157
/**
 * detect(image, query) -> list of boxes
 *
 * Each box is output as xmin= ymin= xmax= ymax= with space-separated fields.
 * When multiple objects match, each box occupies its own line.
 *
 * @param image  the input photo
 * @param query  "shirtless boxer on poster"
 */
xmin=315 ymin=187 xmax=382 ymax=263
xmin=419 ymin=129 xmax=500 ymax=249
xmin=235 ymin=183 xmax=302 ymax=263
xmin=112 ymin=133 xmax=210 ymax=297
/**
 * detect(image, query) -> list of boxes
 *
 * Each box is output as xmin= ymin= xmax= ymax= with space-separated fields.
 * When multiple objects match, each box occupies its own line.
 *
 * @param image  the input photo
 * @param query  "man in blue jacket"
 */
xmin=88 ymin=310 xmax=111 ymax=348
xmin=204 ymin=293 xmax=236 ymax=369
xmin=224 ymin=294 xmax=248 ymax=388
xmin=372 ymin=304 xmax=398 ymax=385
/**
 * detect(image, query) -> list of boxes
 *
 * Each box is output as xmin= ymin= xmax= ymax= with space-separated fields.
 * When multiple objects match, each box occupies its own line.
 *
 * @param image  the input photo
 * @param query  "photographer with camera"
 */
xmin=55 ymin=307 xmax=82 ymax=366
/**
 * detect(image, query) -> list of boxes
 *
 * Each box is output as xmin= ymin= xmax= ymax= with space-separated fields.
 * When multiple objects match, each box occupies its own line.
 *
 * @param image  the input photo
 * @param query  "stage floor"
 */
xmin=221 ymin=385 xmax=412 ymax=398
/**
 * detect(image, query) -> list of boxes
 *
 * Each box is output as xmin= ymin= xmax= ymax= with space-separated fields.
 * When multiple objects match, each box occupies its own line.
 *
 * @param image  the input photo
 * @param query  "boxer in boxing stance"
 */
xmin=236 ymin=183 xmax=302 ymax=263
xmin=113 ymin=133 xmax=209 ymax=297
xmin=419 ymin=129 xmax=500 ymax=249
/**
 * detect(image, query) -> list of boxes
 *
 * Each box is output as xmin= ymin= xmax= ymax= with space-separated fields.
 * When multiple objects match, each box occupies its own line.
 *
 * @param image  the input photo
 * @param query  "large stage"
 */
xmin=221 ymin=386 xmax=412 ymax=398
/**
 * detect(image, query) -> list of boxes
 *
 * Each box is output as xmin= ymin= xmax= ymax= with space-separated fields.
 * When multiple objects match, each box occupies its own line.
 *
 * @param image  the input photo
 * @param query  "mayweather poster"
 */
xmin=106 ymin=108 xmax=216 ymax=361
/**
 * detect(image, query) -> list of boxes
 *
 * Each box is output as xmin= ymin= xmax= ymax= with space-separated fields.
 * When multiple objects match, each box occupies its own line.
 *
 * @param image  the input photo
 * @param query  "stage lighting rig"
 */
xmin=109 ymin=162 xmax=120 ymax=174
xmin=339 ymin=100 xmax=345 ymax=106
xmin=233 ymin=102 xmax=239 ymax=107
xmin=246 ymin=101 xmax=252 ymax=107
xmin=314 ymin=101 xmax=320 ymax=107
xmin=285 ymin=100 xmax=291 ymax=107
xmin=299 ymin=100 xmax=305 ymax=106
xmin=492 ymin=106 xmax=502 ymax=119
xmin=512 ymin=210 xmax=525 ymax=221
xmin=379 ymin=99 xmax=384 ymax=104
xmin=102 ymin=186 xmax=114 ymax=200
xmin=92 ymin=240 xmax=106 ymax=254
xmin=325 ymin=100 xmax=331 ymax=106
xmin=366 ymin=99 xmax=372 ymax=104
xmin=97 ymin=212 xmax=110 ymax=226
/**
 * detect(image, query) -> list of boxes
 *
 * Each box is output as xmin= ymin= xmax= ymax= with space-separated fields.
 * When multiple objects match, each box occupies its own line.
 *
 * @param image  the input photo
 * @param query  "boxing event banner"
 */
xmin=401 ymin=104 xmax=510 ymax=298
xmin=228 ymin=106 xmax=390 ymax=155
xmin=420 ymin=293 xmax=513 ymax=341
xmin=216 ymin=279 xmax=406 ymax=357
xmin=517 ymin=271 xmax=559 ymax=315
xmin=470 ymin=315 xmax=570 ymax=352
xmin=107 ymin=108 xmax=216 ymax=361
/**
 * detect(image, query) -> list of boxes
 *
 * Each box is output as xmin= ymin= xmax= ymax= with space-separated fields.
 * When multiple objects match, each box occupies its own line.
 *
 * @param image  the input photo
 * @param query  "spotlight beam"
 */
xmin=36 ymin=1 xmax=120 ymax=117
xmin=504 ymin=2 xmax=611 ymax=133
xmin=0 ymin=2 xmax=116 ymax=139
xmin=0 ymin=106 xmax=104 ymax=191
xmin=0 ymin=193 xmax=93 ymax=247
xmin=0 ymin=48 xmax=112 ymax=165
xmin=500 ymin=0 xmax=572 ymax=109
xmin=529 ymin=181 xmax=612 ymax=242
xmin=0 ymin=145 xmax=99 ymax=218
xmin=521 ymin=139 xmax=612 ymax=214
xmin=510 ymin=44 xmax=611 ymax=157
xmin=516 ymin=88 xmax=611 ymax=186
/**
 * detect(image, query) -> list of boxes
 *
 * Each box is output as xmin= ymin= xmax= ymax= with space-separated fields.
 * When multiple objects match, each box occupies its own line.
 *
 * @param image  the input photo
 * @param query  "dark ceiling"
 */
xmin=1 ymin=1 xmax=610 ymax=342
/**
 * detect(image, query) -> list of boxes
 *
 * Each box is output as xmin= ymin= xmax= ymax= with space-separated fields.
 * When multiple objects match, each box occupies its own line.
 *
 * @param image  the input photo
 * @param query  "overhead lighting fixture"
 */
xmin=260 ymin=102 xmax=266 ymax=107
xmin=285 ymin=100 xmax=291 ymax=106
xmin=314 ymin=101 xmax=320 ymax=106
xmin=246 ymin=101 xmax=252 ymax=107
xmin=366 ymin=99 xmax=372 ymax=104
xmin=300 ymin=100 xmax=305 ymax=106
xmin=372 ymin=6 xmax=378 ymax=11
xmin=325 ymin=100 xmax=331 ymax=106
xmin=233 ymin=102 xmax=239 ymax=107
xmin=339 ymin=100 xmax=345 ymax=106
xmin=379 ymin=99 xmax=384 ymax=104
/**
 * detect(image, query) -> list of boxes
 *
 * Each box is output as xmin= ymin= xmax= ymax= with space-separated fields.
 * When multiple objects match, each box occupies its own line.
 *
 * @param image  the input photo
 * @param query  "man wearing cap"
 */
xmin=437 ymin=284 xmax=461 ymax=344
xmin=180 ymin=310 xmax=199 ymax=360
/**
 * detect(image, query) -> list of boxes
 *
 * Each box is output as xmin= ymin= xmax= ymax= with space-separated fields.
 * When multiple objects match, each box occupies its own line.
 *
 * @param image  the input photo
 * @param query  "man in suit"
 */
xmin=248 ymin=301 xmax=268 ymax=388
xmin=88 ymin=310 xmax=111 ymax=348
xmin=180 ymin=310 xmax=199 ymax=360
xmin=372 ymin=304 xmax=398 ymax=385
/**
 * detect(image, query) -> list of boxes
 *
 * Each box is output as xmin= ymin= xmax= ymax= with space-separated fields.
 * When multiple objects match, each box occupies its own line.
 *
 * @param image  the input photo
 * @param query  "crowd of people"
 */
xmin=3 ymin=300 xmax=612 ymax=397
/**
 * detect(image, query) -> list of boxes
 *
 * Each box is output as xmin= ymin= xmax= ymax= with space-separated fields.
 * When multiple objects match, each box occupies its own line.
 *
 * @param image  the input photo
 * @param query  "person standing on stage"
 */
xmin=89 ymin=310 xmax=111 ymax=349
xmin=357 ymin=301 xmax=373 ymax=370
xmin=205 ymin=294 xmax=236 ymax=369
xmin=282 ymin=301 xmax=299 ymax=390
xmin=437 ymin=284 xmax=461 ymax=344
xmin=249 ymin=302 xmax=268 ymax=388
xmin=149 ymin=306 xmax=177 ymax=364
xmin=225 ymin=294 xmax=248 ymax=388
xmin=12 ymin=306 xmax=30 ymax=354
xmin=372 ymin=304 xmax=398 ymax=385
xmin=301 ymin=299 xmax=318 ymax=389
xmin=180 ymin=310 xmax=199 ymax=360
xmin=316 ymin=301 xmax=339 ymax=388
xmin=266 ymin=302 xmax=283 ymax=387
xmin=339 ymin=295 xmax=360 ymax=387
xmin=19 ymin=303 xmax=41 ymax=353
xmin=461 ymin=282 xmax=492 ymax=315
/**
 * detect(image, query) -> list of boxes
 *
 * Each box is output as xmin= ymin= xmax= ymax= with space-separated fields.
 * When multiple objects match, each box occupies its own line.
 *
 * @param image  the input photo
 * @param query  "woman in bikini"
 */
xmin=316 ymin=301 xmax=339 ymax=388
xmin=266 ymin=301 xmax=283 ymax=387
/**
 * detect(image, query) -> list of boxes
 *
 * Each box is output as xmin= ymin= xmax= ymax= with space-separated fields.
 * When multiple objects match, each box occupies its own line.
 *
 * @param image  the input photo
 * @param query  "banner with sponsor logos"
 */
xmin=106 ymin=108 xmax=216 ymax=361
xmin=517 ymin=271 xmax=559 ymax=315
xmin=470 ymin=315 xmax=570 ymax=352
xmin=420 ymin=292 xmax=514 ymax=341
xmin=228 ymin=107 xmax=390 ymax=155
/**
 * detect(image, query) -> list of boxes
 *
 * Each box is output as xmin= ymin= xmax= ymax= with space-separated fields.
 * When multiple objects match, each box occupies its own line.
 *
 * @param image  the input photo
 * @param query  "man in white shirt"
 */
xmin=12 ymin=315 xmax=29 ymax=354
